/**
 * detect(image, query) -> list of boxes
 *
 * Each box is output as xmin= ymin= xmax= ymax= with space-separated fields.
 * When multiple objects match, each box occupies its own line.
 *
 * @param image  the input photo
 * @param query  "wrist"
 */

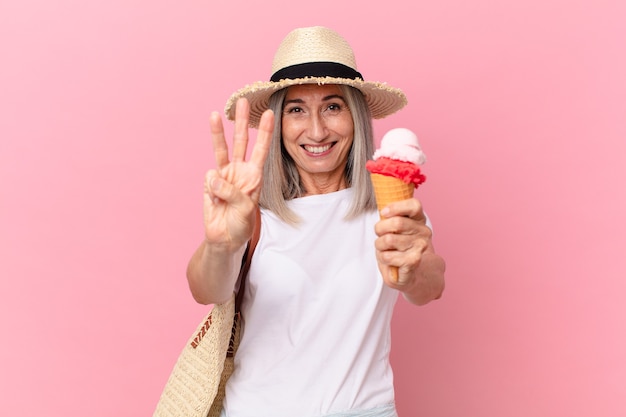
xmin=402 ymin=252 xmax=446 ymax=305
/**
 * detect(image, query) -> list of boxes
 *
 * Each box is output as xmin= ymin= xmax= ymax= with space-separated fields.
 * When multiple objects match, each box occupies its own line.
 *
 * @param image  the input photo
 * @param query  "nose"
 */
xmin=306 ymin=111 xmax=328 ymax=142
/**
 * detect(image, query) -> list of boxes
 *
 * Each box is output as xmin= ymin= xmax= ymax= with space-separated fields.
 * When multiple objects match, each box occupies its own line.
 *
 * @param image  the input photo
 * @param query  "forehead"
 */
xmin=284 ymin=84 xmax=344 ymax=101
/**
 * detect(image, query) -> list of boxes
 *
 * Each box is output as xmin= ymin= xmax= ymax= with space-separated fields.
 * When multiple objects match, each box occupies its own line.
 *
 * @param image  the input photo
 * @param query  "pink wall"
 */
xmin=1 ymin=1 xmax=624 ymax=416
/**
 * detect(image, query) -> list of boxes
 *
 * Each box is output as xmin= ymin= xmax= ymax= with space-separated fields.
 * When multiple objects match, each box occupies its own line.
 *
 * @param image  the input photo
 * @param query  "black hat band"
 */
xmin=270 ymin=62 xmax=363 ymax=82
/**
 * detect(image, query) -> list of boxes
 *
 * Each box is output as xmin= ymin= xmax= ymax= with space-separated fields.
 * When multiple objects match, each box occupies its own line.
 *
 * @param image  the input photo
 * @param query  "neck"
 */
xmin=300 ymin=174 xmax=348 ymax=196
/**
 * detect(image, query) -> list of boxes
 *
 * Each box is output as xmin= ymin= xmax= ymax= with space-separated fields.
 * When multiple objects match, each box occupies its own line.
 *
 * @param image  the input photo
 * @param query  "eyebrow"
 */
xmin=284 ymin=94 xmax=346 ymax=105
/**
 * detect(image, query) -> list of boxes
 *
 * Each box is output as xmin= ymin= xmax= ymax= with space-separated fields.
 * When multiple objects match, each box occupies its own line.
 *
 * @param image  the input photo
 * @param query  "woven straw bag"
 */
xmin=154 ymin=209 xmax=260 ymax=417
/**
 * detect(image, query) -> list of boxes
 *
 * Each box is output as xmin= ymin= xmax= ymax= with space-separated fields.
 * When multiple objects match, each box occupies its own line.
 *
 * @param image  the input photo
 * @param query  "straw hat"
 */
xmin=224 ymin=26 xmax=408 ymax=128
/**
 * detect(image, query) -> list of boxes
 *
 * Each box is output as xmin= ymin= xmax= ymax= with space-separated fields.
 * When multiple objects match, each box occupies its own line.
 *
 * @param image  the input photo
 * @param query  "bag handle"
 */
xmin=225 ymin=207 xmax=260 ymax=358
xmin=234 ymin=206 xmax=261 ymax=314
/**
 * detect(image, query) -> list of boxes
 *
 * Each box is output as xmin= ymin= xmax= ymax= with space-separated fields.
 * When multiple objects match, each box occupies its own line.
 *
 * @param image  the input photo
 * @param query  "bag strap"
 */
xmin=234 ymin=206 xmax=261 ymax=314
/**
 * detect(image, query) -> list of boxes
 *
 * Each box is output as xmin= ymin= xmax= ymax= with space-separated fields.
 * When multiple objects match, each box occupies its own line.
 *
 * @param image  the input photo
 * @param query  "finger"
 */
xmin=375 ymin=220 xmax=432 ymax=258
xmin=210 ymin=112 xmax=229 ymax=169
xmin=375 ymin=216 xmax=414 ymax=239
xmin=393 ymin=235 xmax=429 ymax=262
xmin=375 ymin=251 xmax=401 ymax=285
xmin=232 ymin=98 xmax=250 ymax=162
xmin=250 ymin=109 xmax=275 ymax=168
xmin=206 ymin=174 xmax=249 ymax=207
xmin=380 ymin=198 xmax=425 ymax=222
xmin=378 ymin=248 xmax=418 ymax=287
xmin=204 ymin=170 xmax=221 ymax=205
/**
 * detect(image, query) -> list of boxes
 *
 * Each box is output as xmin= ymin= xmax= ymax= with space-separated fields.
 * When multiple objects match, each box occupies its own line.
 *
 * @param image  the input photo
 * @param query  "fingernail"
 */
xmin=210 ymin=177 xmax=222 ymax=191
xmin=380 ymin=207 xmax=390 ymax=217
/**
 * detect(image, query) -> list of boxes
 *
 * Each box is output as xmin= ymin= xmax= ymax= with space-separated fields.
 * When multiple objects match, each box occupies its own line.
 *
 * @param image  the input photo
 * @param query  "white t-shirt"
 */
xmin=223 ymin=189 xmax=399 ymax=417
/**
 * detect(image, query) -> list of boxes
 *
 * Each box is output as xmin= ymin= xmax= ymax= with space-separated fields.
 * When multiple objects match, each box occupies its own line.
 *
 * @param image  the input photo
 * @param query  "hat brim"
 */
xmin=224 ymin=76 xmax=408 ymax=128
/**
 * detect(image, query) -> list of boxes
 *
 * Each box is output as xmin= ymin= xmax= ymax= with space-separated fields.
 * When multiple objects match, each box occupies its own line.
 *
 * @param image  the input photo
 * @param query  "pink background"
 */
xmin=1 ymin=1 xmax=625 ymax=416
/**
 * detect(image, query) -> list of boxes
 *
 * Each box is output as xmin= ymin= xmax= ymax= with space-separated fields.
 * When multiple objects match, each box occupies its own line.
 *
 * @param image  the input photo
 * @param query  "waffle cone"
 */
xmin=370 ymin=173 xmax=415 ymax=282
xmin=370 ymin=173 xmax=415 ymax=215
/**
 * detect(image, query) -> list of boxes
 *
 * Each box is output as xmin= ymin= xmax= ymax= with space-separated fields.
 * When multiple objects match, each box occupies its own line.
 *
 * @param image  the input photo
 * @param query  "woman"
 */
xmin=187 ymin=26 xmax=445 ymax=417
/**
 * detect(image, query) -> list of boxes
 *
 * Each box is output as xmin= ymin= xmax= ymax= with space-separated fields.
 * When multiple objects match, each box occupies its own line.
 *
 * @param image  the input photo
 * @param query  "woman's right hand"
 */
xmin=203 ymin=98 xmax=274 ymax=252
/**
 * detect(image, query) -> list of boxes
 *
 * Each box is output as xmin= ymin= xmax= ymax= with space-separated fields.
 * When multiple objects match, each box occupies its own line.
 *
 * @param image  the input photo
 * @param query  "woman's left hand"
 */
xmin=373 ymin=198 xmax=445 ymax=304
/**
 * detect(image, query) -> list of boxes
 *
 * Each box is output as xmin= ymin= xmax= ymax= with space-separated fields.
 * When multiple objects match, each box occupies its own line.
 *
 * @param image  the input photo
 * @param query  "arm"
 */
xmin=187 ymin=99 xmax=273 ymax=304
xmin=374 ymin=199 xmax=446 ymax=305
xmin=187 ymin=239 xmax=247 ymax=305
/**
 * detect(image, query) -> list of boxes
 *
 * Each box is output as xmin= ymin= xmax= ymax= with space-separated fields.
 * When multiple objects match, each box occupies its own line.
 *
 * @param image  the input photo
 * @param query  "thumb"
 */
xmin=205 ymin=172 xmax=244 ymax=206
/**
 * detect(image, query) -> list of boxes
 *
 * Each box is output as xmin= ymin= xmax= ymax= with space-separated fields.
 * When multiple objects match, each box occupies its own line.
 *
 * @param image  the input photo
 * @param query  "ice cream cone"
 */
xmin=370 ymin=173 xmax=415 ymax=282
xmin=370 ymin=173 xmax=415 ymax=213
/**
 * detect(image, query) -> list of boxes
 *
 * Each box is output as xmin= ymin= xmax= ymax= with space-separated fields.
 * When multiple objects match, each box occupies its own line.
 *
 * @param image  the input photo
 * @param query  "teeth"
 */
xmin=304 ymin=144 xmax=332 ymax=154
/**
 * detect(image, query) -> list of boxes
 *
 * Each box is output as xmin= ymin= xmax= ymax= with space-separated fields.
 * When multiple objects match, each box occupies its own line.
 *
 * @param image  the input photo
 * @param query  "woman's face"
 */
xmin=281 ymin=84 xmax=354 ymax=193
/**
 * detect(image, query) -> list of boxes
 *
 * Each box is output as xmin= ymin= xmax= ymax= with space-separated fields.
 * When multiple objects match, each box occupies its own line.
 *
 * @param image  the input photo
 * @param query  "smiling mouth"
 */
xmin=303 ymin=143 xmax=333 ymax=154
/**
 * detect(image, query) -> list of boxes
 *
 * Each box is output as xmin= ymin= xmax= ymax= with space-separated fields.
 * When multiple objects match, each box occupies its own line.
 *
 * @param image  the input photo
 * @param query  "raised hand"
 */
xmin=203 ymin=98 xmax=274 ymax=252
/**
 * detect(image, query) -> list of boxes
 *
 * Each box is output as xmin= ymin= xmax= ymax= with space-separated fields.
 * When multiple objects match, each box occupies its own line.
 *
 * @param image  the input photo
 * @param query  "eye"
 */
xmin=324 ymin=103 xmax=344 ymax=115
xmin=284 ymin=105 xmax=305 ymax=115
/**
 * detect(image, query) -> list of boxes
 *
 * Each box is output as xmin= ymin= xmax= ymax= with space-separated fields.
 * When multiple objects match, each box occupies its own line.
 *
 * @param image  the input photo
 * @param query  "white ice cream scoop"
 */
xmin=373 ymin=128 xmax=427 ymax=165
